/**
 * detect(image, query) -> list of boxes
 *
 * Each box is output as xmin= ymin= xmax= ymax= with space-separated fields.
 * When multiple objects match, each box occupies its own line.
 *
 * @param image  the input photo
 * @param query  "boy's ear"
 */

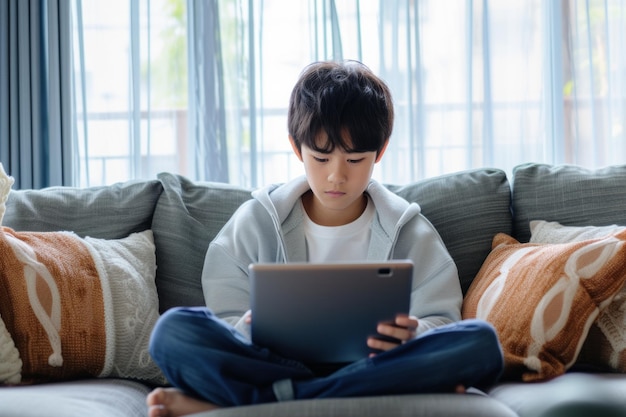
xmin=289 ymin=136 xmax=303 ymax=161
xmin=375 ymin=140 xmax=390 ymax=163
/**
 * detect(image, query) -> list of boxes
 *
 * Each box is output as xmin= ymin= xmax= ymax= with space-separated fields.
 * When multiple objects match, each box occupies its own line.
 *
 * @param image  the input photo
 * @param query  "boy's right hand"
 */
xmin=367 ymin=314 xmax=418 ymax=355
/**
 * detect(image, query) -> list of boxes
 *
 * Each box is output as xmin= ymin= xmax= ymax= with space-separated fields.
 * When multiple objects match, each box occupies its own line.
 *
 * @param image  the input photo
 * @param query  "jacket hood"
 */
xmin=251 ymin=176 xmax=422 ymax=238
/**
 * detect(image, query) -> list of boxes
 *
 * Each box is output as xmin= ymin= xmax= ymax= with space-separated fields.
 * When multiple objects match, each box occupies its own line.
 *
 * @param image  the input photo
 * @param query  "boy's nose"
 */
xmin=328 ymin=163 xmax=347 ymax=184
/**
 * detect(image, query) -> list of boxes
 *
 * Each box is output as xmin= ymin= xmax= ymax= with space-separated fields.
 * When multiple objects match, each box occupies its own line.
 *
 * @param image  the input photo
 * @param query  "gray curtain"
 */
xmin=0 ymin=0 xmax=72 ymax=190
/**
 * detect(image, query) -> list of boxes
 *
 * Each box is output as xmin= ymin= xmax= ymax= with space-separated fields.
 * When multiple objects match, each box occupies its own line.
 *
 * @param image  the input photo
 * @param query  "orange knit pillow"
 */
xmin=462 ymin=231 xmax=626 ymax=382
xmin=0 ymin=228 xmax=164 ymax=385
xmin=0 ymin=228 xmax=105 ymax=382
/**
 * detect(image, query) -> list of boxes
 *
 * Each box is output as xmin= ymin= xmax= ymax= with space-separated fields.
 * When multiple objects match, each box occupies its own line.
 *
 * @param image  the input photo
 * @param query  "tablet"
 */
xmin=249 ymin=260 xmax=413 ymax=364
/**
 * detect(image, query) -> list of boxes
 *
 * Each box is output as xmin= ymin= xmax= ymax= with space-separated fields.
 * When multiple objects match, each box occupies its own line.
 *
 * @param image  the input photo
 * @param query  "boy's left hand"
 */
xmin=367 ymin=314 xmax=418 ymax=355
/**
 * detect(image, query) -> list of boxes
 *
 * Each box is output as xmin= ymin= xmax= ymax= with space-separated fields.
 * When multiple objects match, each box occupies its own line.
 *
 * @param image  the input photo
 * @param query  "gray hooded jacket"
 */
xmin=202 ymin=176 xmax=462 ymax=339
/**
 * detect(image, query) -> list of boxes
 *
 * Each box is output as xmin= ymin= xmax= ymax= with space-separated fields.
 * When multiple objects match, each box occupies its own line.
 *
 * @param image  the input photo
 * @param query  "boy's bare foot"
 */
xmin=147 ymin=387 xmax=220 ymax=417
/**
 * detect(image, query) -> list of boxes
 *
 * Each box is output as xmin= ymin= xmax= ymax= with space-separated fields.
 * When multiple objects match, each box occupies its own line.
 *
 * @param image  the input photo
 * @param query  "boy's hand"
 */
xmin=367 ymin=314 xmax=418 ymax=355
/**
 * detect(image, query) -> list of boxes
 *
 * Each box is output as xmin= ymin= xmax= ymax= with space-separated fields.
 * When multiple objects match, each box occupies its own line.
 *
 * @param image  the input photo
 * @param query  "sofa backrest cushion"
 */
xmin=388 ymin=168 xmax=512 ymax=294
xmin=3 ymin=180 xmax=162 ymax=239
xmin=154 ymin=169 xmax=512 ymax=310
xmin=512 ymin=163 xmax=626 ymax=242
xmin=152 ymin=173 xmax=253 ymax=311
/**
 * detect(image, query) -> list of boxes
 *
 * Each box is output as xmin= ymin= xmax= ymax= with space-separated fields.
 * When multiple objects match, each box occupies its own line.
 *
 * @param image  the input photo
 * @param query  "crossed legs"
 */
xmin=147 ymin=307 xmax=503 ymax=415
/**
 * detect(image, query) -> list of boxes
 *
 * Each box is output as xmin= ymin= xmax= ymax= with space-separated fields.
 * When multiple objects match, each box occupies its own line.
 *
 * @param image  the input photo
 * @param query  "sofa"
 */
xmin=2 ymin=162 xmax=626 ymax=417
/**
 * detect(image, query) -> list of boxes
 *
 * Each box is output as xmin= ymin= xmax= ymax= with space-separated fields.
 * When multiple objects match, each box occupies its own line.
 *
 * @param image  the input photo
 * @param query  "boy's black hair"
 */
xmin=288 ymin=60 xmax=394 ymax=155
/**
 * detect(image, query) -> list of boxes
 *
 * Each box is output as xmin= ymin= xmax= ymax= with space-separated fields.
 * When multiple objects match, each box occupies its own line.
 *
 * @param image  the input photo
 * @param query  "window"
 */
xmin=70 ymin=0 xmax=626 ymax=188
xmin=72 ymin=0 xmax=187 ymax=186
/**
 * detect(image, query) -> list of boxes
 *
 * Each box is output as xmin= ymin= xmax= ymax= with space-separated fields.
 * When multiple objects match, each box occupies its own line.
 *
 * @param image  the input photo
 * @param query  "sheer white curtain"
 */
xmin=72 ymin=0 xmax=199 ymax=186
xmin=563 ymin=0 xmax=626 ymax=167
xmin=70 ymin=0 xmax=626 ymax=188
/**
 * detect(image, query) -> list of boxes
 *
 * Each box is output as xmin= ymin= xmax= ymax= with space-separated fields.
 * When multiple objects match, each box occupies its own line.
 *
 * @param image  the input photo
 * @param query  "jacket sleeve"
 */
xmin=201 ymin=200 xmax=281 ymax=339
xmin=397 ymin=215 xmax=464 ymax=336
xmin=202 ymin=241 xmax=251 ymax=331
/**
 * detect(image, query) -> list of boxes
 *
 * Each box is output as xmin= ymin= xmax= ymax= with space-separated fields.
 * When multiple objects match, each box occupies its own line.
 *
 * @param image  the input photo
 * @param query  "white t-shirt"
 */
xmin=302 ymin=196 xmax=375 ymax=262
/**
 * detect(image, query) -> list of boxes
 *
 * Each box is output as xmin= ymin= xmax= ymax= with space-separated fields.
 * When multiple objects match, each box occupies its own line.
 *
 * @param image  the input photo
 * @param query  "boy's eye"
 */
xmin=313 ymin=156 xmax=328 ymax=163
xmin=347 ymin=158 xmax=365 ymax=164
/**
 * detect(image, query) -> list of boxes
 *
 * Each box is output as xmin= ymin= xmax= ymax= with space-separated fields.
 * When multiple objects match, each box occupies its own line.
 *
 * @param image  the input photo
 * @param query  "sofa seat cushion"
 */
xmin=202 ymin=392 xmax=517 ymax=417
xmin=0 ymin=378 xmax=150 ymax=417
xmin=489 ymin=373 xmax=626 ymax=417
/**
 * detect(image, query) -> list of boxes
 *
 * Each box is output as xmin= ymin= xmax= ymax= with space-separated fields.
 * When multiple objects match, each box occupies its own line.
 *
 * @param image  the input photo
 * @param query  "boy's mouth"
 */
xmin=325 ymin=190 xmax=346 ymax=197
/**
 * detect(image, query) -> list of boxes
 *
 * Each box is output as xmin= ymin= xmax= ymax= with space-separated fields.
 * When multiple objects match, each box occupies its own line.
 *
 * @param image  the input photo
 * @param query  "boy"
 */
xmin=147 ymin=60 xmax=503 ymax=417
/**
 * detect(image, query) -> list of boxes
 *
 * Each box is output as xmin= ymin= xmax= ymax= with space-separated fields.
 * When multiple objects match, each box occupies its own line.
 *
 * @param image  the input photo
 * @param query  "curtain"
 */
xmin=0 ymin=0 xmax=72 ymax=189
xmin=563 ymin=0 xmax=626 ymax=167
xmin=194 ymin=0 xmax=626 ymax=187
xmin=71 ymin=0 xmax=227 ymax=186
xmin=48 ymin=0 xmax=626 ymax=187
xmin=188 ymin=0 xmax=229 ymax=182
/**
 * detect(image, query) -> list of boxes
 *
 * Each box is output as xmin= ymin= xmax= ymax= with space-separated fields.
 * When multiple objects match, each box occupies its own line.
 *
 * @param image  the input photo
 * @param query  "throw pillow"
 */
xmin=0 ymin=164 xmax=165 ymax=385
xmin=530 ymin=220 xmax=626 ymax=244
xmin=530 ymin=220 xmax=626 ymax=373
xmin=462 ymin=231 xmax=626 ymax=382
xmin=0 ymin=228 xmax=166 ymax=385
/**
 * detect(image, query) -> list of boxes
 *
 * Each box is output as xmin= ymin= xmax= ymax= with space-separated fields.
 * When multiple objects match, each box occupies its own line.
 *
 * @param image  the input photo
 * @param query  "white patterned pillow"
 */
xmin=462 ymin=231 xmax=626 ymax=381
xmin=0 ymin=313 xmax=21 ymax=384
xmin=530 ymin=220 xmax=626 ymax=372
xmin=530 ymin=220 xmax=626 ymax=244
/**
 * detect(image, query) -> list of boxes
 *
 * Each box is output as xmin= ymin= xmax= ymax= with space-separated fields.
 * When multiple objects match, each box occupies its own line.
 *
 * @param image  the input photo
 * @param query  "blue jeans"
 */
xmin=149 ymin=307 xmax=503 ymax=407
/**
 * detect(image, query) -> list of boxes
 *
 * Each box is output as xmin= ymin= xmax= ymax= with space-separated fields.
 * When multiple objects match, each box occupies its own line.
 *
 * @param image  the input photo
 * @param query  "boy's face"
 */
xmin=291 ymin=132 xmax=387 ymax=227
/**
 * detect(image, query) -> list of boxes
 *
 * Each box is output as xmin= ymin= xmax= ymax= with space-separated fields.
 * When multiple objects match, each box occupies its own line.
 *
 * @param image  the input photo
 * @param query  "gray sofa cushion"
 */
xmin=511 ymin=163 xmax=626 ymax=243
xmin=0 ymin=379 xmax=150 ymax=417
xmin=197 ymin=392 xmax=517 ymax=417
xmin=489 ymin=373 xmax=626 ymax=417
xmin=152 ymin=172 xmax=252 ymax=312
xmin=2 ymin=180 xmax=162 ymax=239
xmin=388 ymin=168 xmax=512 ymax=294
